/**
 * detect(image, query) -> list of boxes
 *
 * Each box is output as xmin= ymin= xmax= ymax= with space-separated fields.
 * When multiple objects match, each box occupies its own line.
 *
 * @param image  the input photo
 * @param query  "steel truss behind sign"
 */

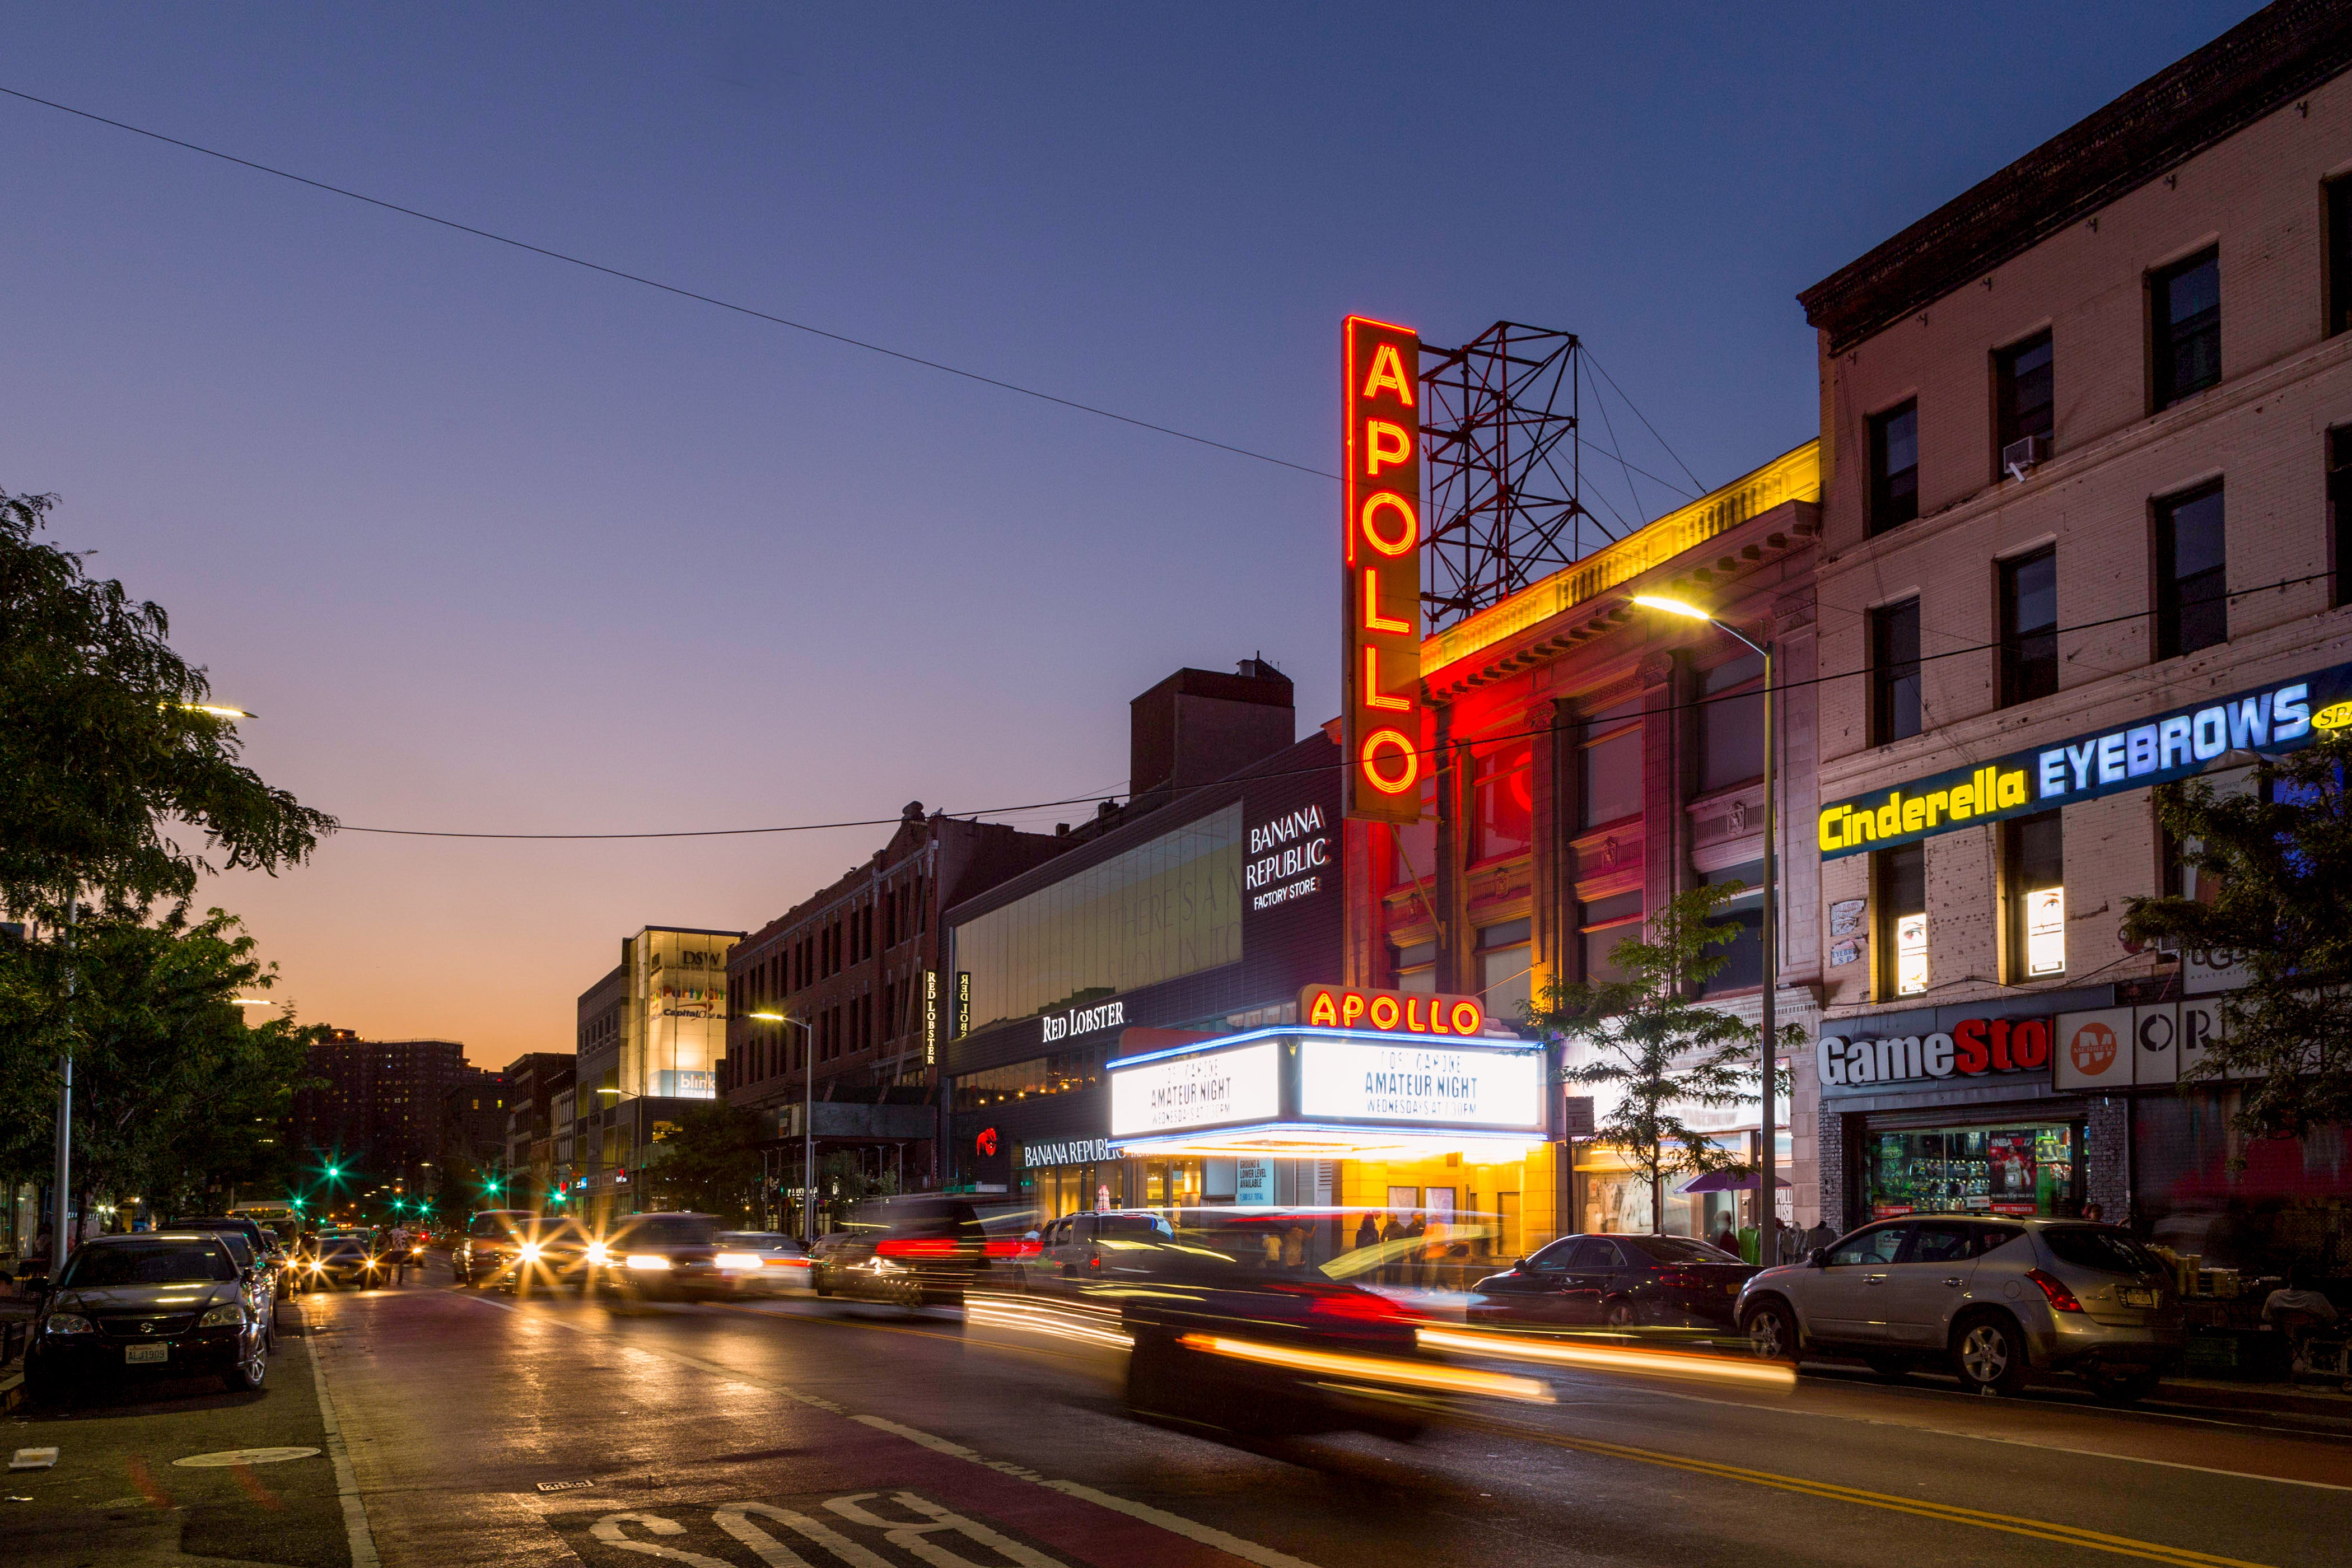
xmin=1419 ymin=323 xmax=1599 ymax=629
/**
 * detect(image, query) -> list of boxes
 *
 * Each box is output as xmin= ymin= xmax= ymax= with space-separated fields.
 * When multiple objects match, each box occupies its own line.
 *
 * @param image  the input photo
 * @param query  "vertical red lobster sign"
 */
xmin=1341 ymin=316 xmax=1422 ymax=824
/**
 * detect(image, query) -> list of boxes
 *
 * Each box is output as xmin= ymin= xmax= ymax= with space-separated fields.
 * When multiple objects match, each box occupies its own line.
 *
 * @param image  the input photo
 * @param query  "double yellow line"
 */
xmin=1460 ymin=1416 xmax=2275 ymax=1568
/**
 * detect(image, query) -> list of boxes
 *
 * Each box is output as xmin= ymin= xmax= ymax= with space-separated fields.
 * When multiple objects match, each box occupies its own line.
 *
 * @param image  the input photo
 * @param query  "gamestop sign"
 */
xmin=1817 ymin=1016 xmax=2052 ymax=1093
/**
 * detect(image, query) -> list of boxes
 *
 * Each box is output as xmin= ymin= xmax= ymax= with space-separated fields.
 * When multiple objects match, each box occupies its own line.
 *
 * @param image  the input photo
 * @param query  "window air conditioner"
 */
xmin=2002 ymin=432 xmax=2051 ymax=482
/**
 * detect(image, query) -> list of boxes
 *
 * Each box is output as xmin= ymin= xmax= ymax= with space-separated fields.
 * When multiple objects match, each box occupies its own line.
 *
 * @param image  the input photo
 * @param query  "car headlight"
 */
xmin=715 ymin=1252 xmax=763 ymax=1271
xmin=519 ymin=1243 xmax=543 ymax=1262
xmin=45 ymin=1312 xmax=95 ymax=1336
xmin=586 ymin=1242 xmax=610 ymax=1264
xmin=199 ymin=1304 xmax=246 ymax=1328
xmin=625 ymin=1254 xmax=671 ymax=1271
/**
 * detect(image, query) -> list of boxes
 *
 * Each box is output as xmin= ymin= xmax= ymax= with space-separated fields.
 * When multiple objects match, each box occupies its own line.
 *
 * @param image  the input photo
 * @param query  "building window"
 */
xmin=1696 ymin=653 xmax=1765 ymax=795
xmin=2332 ymin=429 xmax=2352 ymax=609
xmin=2330 ymin=176 xmax=2352 ymax=338
xmin=1391 ymin=939 xmax=1437 ymax=993
xmin=1390 ymin=772 xmax=1439 ymax=885
xmin=1578 ymin=892 xmax=1643 ymax=985
xmin=1998 ymin=547 xmax=2058 ymax=707
xmin=1700 ymin=860 xmax=1764 ymax=997
xmin=1575 ymin=699 xmax=1644 ymax=831
xmin=1994 ymin=331 xmax=2055 ymax=468
xmin=1869 ymin=598 xmax=1921 ymax=744
xmin=1877 ymin=842 xmax=1927 ymax=997
xmin=2005 ymin=810 xmax=2065 ymax=980
xmin=2155 ymin=482 xmax=2227 ymax=660
xmin=1868 ymin=400 xmax=1919 ymax=533
xmin=1470 ymin=734 xmax=1534 ymax=862
xmin=2152 ymin=248 xmax=2220 ymax=409
xmin=1478 ymin=917 xmax=1533 ymax=1024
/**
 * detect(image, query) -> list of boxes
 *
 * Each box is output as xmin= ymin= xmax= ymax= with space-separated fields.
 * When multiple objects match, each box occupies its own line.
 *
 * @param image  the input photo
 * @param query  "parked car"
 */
xmin=713 ymin=1231 xmax=810 ymax=1296
xmin=452 ymin=1209 xmax=537 ymax=1287
xmin=1468 ymin=1233 xmax=1758 ymax=1328
xmin=24 ymin=1232 xmax=272 ymax=1401
xmin=1736 ymin=1215 xmax=2183 ymax=1401
xmin=809 ymin=1194 xmax=990 ymax=1308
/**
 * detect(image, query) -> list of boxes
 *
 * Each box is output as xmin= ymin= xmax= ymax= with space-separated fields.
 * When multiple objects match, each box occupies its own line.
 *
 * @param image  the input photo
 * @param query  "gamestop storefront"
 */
xmin=1815 ymin=1001 xmax=2113 ymax=1228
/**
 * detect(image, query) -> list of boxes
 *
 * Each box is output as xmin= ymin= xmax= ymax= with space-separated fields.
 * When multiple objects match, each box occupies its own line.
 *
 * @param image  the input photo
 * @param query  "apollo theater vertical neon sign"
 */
xmin=1341 ymin=316 xmax=1423 ymax=824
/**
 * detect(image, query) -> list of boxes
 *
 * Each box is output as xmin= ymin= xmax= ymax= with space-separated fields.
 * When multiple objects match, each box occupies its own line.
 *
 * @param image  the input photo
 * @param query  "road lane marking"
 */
xmin=1578 ymin=1381 xmax=2352 ymax=1492
xmin=174 ymin=1446 xmax=321 ymax=1467
xmin=458 ymin=1291 xmax=1321 ymax=1568
xmin=301 ymin=1299 xmax=382 ymax=1568
xmin=1459 ymin=1415 xmax=2279 ymax=1568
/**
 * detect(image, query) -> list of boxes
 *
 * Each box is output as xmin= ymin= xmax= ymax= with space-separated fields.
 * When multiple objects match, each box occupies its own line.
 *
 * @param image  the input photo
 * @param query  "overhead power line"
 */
xmin=334 ymin=568 xmax=2334 ymax=841
xmin=0 ymin=85 xmax=1336 ymax=481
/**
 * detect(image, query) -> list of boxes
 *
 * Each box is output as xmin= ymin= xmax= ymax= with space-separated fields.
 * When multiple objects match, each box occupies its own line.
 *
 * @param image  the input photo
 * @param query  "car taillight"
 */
xmin=1655 ymin=1269 xmax=1707 ymax=1289
xmin=875 ymin=1238 xmax=960 ymax=1259
xmin=982 ymin=1239 xmax=1040 ymax=1259
xmin=1270 ymin=1282 xmax=1404 ymax=1324
xmin=2026 ymin=1269 xmax=2084 ymax=1313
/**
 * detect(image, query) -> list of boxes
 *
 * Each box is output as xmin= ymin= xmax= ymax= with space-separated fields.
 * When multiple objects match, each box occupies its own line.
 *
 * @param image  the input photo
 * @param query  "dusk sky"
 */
xmin=2 ymin=2 xmax=2262 ymax=1066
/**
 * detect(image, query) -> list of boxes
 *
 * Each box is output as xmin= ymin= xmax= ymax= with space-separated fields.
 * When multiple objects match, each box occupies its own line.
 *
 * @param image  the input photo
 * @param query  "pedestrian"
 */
xmin=385 ymin=1220 xmax=414 ymax=1284
xmin=1355 ymin=1213 xmax=1380 ymax=1252
xmin=1403 ymin=1212 xmax=1426 ymax=1286
xmin=1713 ymin=1218 xmax=1740 ymax=1258
xmin=2083 ymin=1202 xmax=2105 ymax=1224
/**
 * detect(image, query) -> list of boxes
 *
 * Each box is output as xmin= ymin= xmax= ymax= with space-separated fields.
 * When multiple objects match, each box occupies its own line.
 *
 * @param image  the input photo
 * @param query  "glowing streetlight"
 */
xmin=747 ymin=1009 xmax=817 ymax=1243
xmin=1635 ymin=592 xmax=1784 ymax=1266
xmin=180 ymin=702 xmax=255 ymax=720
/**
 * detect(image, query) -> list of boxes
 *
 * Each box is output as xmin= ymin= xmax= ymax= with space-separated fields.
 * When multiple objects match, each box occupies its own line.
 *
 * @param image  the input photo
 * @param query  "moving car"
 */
xmin=303 ymin=1230 xmax=385 ymax=1289
xmin=24 ymin=1232 xmax=271 ymax=1401
xmin=713 ymin=1231 xmax=810 ymax=1296
xmin=452 ymin=1209 xmax=537 ymax=1287
xmin=1469 ymin=1233 xmax=1757 ymax=1328
xmin=1020 ymin=1210 xmax=1169 ymax=1295
xmin=1736 ymin=1215 xmax=2183 ymax=1400
xmin=809 ymin=1194 xmax=989 ymax=1308
xmin=494 ymin=1215 xmax=593 ymax=1294
xmin=589 ymin=1212 xmax=722 ymax=1300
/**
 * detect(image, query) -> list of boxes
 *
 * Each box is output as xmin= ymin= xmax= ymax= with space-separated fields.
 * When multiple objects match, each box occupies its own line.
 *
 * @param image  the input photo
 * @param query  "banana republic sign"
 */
xmin=1341 ymin=316 xmax=1424 ymax=825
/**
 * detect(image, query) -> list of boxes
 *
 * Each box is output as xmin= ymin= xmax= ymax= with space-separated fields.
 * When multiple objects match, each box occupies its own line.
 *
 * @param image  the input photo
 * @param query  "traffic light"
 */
xmin=325 ymin=1165 xmax=341 ymax=1179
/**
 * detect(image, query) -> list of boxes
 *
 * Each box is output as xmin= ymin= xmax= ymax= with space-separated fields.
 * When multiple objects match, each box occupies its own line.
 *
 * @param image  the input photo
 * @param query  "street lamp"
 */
xmin=1632 ymin=595 xmax=1782 ymax=1267
xmin=748 ymin=1010 xmax=817 ymax=1244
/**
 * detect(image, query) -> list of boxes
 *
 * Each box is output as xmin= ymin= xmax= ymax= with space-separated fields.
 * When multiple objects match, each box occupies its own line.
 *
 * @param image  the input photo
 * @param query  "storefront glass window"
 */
xmin=1697 ymin=654 xmax=1766 ymax=795
xmin=1477 ymin=918 xmax=1532 ymax=1025
xmin=954 ymin=804 xmax=1242 ymax=1034
xmin=1576 ymin=701 xmax=1644 ymax=830
xmin=2006 ymin=810 xmax=2065 ymax=979
xmin=1861 ymin=1124 xmax=2078 ymax=1219
xmin=1580 ymin=892 xmax=1643 ymax=984
xmin=951 ymin=1047 xmax=1107 ymax=1110
xmin=1392 ymin=939 xmax=1436 ymax=993
xmin=1878 ymin=842 xmax=1927 ymax=997
xmin=1701 ymin=860 xmax=1763 ymax=996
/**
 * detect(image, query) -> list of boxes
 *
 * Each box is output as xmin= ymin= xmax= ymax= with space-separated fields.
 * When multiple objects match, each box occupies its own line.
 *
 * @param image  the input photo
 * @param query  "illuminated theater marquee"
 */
xmin=1341 ymin=316 xmax=1424 ymax=825
xmin=1300 ymin=983 xmax=1482 ymax=1038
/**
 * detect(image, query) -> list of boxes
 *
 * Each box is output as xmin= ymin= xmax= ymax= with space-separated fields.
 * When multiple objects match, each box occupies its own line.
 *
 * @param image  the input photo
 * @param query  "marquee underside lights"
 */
xmin=1341 ymin=315 xmax=1424 ymax=823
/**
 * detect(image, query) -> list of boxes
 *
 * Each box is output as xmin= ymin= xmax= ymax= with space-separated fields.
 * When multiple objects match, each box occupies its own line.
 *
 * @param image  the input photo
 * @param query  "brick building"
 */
xmin=723 ymin=802 xmax=1071 ymax=1216
xmin=1339 ymin=445 xmax=1826 ymax=1248
xmin=1796 ymin=2 xmax=2352 ymax=1268
xmin=500 ymin=1051 xmax=576 ymax=1207
xmin=289 ymin=1031 xmax=474 ymax=1191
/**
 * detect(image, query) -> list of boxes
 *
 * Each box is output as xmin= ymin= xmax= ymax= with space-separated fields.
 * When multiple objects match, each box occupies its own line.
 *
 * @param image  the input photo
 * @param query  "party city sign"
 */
xmin=1818 ymin=662 xmax=2345 ymax=860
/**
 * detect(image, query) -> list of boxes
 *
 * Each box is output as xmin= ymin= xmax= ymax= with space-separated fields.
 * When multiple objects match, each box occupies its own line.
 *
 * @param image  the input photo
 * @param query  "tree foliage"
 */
xmin=0 ymin=901 xmax=323 ymax=1210
xmin=1 ymin=488 xmax=334 ymax=918
xmin=2120 ymin=732 xmax=2352 ymax=1141
xmin=1528 ymin=883 xmax=1800 ymax=1234
xmin=646 ymin=1102 xmax=765 ymax=1219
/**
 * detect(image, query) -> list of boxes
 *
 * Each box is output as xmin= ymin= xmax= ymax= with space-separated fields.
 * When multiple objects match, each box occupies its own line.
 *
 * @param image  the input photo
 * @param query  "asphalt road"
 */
xmin=8 ymin=1261 xmax=2351 ymax=1568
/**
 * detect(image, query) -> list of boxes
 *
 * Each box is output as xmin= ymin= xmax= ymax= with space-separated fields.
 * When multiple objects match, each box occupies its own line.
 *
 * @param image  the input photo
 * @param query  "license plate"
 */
xmin=1725 ymin=1284 xmax=1738 ymax=1294
xmin=2120 ymin=1287 xmax=2158 ymax=1308
xmin=124 ymin=1343 xmax=168 ymax=1365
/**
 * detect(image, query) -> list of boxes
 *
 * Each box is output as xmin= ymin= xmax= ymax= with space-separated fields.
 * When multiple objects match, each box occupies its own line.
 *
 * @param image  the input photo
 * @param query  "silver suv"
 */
xmin=1736 ymin=1215 xmax=2182 ymax=1401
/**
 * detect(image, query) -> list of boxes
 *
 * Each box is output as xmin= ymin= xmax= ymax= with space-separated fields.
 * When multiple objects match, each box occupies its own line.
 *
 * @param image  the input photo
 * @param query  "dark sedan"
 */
xmin=809 ymin=1194 xmax=992 ymax=1308
xmin=301 ymin=1231 xmax=387 ymax=1289
xmin=590 ymin=1212 xmax=722 ymax=1300
xmin=24 ymin=1233 xmax=270 ymax=1402
xmin=1470 ymin=1233 xmax=1758 ymax=1328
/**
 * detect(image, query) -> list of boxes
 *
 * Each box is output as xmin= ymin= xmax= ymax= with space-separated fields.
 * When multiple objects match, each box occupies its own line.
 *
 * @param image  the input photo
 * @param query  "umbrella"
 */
xmin=1678 ymin=1170 xmax=1793 ymax=1193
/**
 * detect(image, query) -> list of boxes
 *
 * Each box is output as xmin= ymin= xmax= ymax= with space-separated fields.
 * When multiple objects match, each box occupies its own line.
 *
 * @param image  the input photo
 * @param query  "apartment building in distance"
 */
xmin=1796 ymin=2 xmax=2352 ymax=1272
xmin=288 ymin=1031 xmax=474 ymax=1190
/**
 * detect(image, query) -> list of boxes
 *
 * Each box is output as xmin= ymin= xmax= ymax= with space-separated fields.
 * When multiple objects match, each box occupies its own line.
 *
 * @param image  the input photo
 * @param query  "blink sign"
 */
xmin=1107 ymin=1028 xmax=1546 ymax=1152
xmin=1818 ymin=663 xmax=2342 ymax=858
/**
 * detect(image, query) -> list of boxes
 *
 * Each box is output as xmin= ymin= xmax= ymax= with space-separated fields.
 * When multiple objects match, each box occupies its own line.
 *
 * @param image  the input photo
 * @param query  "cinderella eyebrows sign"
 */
xmin=1817 ymin=663 xmax=2344 ymax=859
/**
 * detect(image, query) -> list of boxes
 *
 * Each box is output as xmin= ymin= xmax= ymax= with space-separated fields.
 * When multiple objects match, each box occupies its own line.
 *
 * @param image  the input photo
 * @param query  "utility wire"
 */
xmin=0 ymin=85 xmax=1337 ymax=482
xmin=1586 ymin=349 xmax=1705 ymax=494
xmin=335 ymin=568 xmax=2335 ymax=840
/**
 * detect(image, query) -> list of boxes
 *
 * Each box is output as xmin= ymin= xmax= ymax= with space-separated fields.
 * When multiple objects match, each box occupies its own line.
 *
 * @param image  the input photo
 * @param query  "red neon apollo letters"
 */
xmin=1300 ymin=983 xmax=1482 ymax=1038
xmin=1341 ymin=317 xmax=1424 ymax=823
